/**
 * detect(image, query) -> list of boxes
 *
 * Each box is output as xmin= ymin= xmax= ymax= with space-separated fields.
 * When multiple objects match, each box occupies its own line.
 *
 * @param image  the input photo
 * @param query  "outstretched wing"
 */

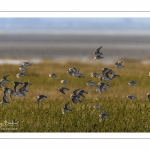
xmin=97 ymin=46 xmax=102 ymax=53
xmin=3 ymin=75 xmax=9 ymax=80
xmin=64 ymin=102 xmax=69 ymax=109
xmin=73 ymin=88 xmax=80 ymax=95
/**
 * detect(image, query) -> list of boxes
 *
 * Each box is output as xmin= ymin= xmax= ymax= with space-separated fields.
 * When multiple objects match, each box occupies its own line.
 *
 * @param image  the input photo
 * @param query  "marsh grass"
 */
xmin=0 ymin=59 xmax=150 ymax=132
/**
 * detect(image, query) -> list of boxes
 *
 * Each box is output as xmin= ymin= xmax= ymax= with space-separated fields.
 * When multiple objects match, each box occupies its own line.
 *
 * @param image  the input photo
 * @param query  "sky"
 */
xmin=0 ymin=18 xmax=150 ymax=32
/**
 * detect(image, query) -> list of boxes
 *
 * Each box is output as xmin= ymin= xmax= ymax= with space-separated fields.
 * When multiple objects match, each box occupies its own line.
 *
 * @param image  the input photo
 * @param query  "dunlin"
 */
xmin=99 ymin=110 xmax=108 ymax=122
xmin=22 ymin=62 xmax=31 ymax=67
xmin=60 ymin=80 xmax=69 ymax=84
xmin=57 ymin=87 xmax=69 ymax=94
xmin=1 ymin=96 xmax=10 ymax=105
xmin=37 ymin=94 xmax=47 ymax=107
xmin=61 ymin=102 xmax=71 ymax=114
xmin=49 ymin=73 xmax=57 ymax=78
xmin=126 ymin=95 xmax=136 ymax=100
xmin=115 ymin=61 xmax=124 ymax=68
xmin=128 ymin=80 xmax=138 ymax=86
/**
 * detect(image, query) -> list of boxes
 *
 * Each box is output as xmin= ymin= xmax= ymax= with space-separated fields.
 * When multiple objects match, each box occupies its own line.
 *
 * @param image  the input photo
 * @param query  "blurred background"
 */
xmin=0 ymin=18 xmax=150 ymax=64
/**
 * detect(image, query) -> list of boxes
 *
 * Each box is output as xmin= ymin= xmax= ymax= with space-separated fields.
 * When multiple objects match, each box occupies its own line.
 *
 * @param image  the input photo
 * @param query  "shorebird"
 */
xmin=16 ymin=89 xmax=26 ymax=97
xmin=126 ymin=95 xmax=136 ymax=100
xmin=65 ymin=70 xmax=73 ymax=76
xmin=16 ymin=82 xmax=32 ymax=96
xmin=95 ymin=82 xmax=108 ymax=94
xmin=115 ymin=61 xmax=124 ymax=68
xmin=22 ymin=62 xmax=31 ymax=67
xmin=69 ymin=67 xmax=80 ymax=73
xmin=92 ymin=46 xmax=103 ymax=55
xmin=1 ymin=87 xmax=11 ymax=97
xmin=95 ymin=87 xmax=106 ymax=93
xmin=147 ymin=93 xmax=150 ymax=101
xmin=23 ymin=82 xmax=32 ymax=87
xmin=57 ymin=87 xmax=69 ymax=94
xmin=101 ymin=68 xmax=112 ymax=76
xmin=70 ymin=90 xmax=81 ymax=104
xmin=93 ymin=105 xmax=101 ymax=109
xmin=19 ymin=82 xmax=32 ymax=93
xmin=90 ymin=72 xmax=99 ymax=78
xmin=16 ymin=72 xmax=26 ymax=78
xmin=93 ymin=54 xmax=103 ymax=59
xmin=49 ymin=73 xmax=57 ymax=78
xmin=0 ymin=81 xmax=6 ymax=87
xmin=111 ymin=74 xmax=120 ymax=79
xmin=66 ymin=67 xmax=82 ymax=77
xmin=60 ymin=80 xmax=69 ymax=84
xmin=9 ymin=89 xmax=16 ymax=99
xmin=99 ymin=110 xmax=108 ymax=122
xmin=70 ymin=95 xmax=82 ymax=104
xmin=1 ymin=87 xmax=16 ymax=99
xmin=98 ymin=75 xmax=112 ymax=82
xmin=61 ymin=102 xmax=71 ymax=114
xmin=0 ymin=96 xmax=10 ymax=105
xmin=97 ymin=82 xmax=111 ymax=88
xmin=19 ymin=65 xmax=27 ymax=72
xmin=37 ymin=94 xmax=47 ymax=107
xmin=77 ymin=89 xmax=88 ymax=98
xmin=12 ymin=81 xmax=23 ymax=92
xmin=0 ymin=75 xmax=10 ymax=85
xmin=86 ymin=80 xmax=96 ymax=86
xmin=69 ymin=89 xmax=81 ymax=99
xmin=72 ymin=72 xmax=84 ymax=78
xmin=128 ymin=80 xmax=138 ymax=86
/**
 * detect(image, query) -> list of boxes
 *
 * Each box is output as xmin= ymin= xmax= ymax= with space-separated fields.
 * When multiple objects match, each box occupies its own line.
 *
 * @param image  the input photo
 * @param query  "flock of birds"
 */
xmin=0 ymin=62 xmax=32 ymax=106
xmin=1 ymin=46 xmax=150 ymax=122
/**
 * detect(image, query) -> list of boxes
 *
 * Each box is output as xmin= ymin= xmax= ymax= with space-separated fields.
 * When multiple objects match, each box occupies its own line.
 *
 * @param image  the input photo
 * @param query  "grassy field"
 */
xmin=0 ymin=58 xmax=150 ymax=132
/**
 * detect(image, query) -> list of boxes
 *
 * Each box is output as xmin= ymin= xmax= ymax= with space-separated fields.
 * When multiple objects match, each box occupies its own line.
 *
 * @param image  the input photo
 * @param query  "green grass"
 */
xmin=0 ymin=59 xmax=150 ymax=132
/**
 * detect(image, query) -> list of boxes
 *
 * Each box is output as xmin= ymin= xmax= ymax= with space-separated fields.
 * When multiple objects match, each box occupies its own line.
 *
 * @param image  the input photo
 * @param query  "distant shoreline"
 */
xmin=1 ymin=29 xmax=150 ymax=35
xmin=0 ymin=32 xmax=149 ymax=59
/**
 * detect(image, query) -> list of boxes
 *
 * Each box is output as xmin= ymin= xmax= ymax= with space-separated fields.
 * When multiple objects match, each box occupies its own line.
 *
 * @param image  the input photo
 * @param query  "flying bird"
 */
xmin=0 ymin=96 xmax=10 ymax=105
xmin=61 ymin=102 xmax=71 ymax=114
xmin=57 ymin=87 xmax=69 ymax=94
xmin=128 ymin=80 xmax=138 ymax=86
xmin=19 ymin=65 xmax=27 ymax=72
xmin=37 ymin=94 xmax=47 ymax=107
xmin=93 ymin=46 xmax=103 ymax=55
xmin=115 ymin=61 xmax=124 ymax=69
xmin=49 ymin=73 xmax=58 ymax=78
xmin=99 ymin=110 xmax=108 ymax=122
xmin=60 ymin=80 xmax=69 ymax=84
xmin=126 ymin=95 xmax=136 ymax=100
xmin=147 ymin=93 xmax=150 ymax=101
xmin=22 ymin=62 xmax=31 ymax=67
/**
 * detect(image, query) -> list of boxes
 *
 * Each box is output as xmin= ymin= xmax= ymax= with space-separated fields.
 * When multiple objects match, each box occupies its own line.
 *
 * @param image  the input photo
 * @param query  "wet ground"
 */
xmin=0 ymin=31 xmax=150 ymax=59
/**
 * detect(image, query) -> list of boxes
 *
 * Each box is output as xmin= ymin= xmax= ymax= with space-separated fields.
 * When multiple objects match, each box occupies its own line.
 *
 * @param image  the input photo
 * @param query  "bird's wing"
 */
xmin=64 ymin=102 xmax=69 ymax=109
xmin=97 ymin=46 xmax=102 ymax=53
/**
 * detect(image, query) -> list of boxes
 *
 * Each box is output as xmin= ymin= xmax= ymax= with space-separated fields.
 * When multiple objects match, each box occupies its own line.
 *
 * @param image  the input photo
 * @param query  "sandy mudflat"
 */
xmin=0 ymin=32 xmax=150 ymax=59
